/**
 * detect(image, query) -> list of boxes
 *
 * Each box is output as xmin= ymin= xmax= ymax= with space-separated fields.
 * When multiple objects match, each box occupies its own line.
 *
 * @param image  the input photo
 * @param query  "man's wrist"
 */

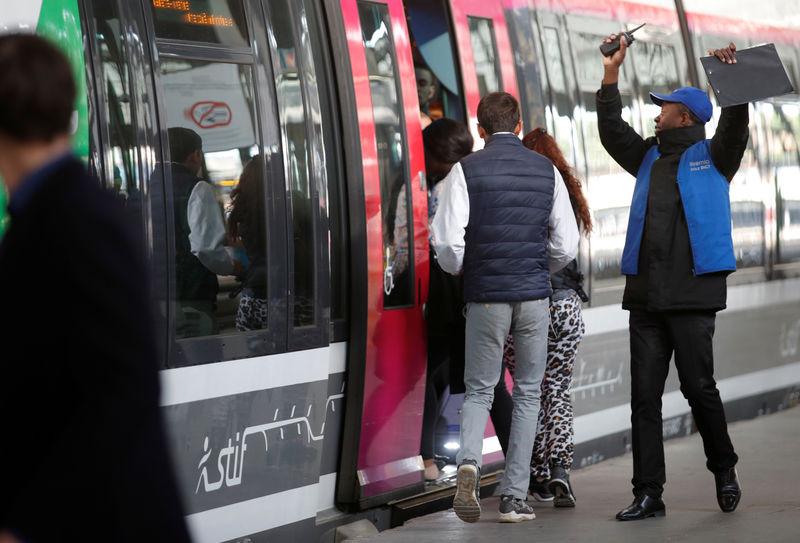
xmin=602 ymin=67 xmax=620 ymax=85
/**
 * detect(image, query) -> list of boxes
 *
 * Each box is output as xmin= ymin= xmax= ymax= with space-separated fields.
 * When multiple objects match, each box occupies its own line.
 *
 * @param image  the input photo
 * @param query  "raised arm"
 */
xmin=596 ymin=33 xmax=651 ymax=176
xmin=706 ymin=43 xmax=750 ymax=180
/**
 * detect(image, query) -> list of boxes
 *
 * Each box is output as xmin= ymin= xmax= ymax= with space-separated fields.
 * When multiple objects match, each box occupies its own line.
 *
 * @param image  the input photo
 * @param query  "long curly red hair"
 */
xmin=522 ymin=127 xmax=592 ymax=234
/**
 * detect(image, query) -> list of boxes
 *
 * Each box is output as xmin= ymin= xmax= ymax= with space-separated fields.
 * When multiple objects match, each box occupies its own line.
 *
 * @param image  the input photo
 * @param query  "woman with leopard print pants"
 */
xmin=504 ymin=127 xmax=591 ymax=508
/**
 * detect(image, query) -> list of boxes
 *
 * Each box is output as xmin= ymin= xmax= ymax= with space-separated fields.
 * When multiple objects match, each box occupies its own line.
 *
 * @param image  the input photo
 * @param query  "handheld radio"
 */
xmin=600 ymin=23 xmax=646 ymax=57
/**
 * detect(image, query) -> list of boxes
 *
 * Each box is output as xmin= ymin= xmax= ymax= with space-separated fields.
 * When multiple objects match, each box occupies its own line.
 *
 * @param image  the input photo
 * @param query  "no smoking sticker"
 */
xmin=187 ymin=101 xmax=233 ymax=129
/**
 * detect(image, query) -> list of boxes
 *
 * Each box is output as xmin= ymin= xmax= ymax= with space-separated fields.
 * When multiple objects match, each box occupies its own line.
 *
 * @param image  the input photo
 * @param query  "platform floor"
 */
xmin=361 ymin=405 xmax=800 ymax=542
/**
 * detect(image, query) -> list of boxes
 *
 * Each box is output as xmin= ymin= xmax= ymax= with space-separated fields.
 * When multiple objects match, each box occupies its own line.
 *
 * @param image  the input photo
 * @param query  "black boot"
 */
xmin=615 ymin=494 xmax=666 ymax=521
xmin=714 ymin=467 xmax=742 ymax=513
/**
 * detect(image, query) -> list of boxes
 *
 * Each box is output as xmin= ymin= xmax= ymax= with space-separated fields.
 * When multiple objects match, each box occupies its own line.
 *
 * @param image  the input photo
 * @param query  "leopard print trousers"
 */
xmin=503 ymin=291 xmax=585 ymax=477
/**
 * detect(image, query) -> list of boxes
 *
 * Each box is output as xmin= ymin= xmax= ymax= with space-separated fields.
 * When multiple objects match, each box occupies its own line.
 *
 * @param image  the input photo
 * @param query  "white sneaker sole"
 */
xmin=453 ymin=465 xmax=480 ymax=523
xmin=498 ymin=510 xmax=536 ymax=522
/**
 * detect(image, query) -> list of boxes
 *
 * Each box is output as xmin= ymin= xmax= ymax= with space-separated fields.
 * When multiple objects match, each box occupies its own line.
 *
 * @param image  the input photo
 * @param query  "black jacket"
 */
xmin=596 ymin=83 xmax=749 ymax=312
xmin=0 ymin=157 xmax=191 ymax=542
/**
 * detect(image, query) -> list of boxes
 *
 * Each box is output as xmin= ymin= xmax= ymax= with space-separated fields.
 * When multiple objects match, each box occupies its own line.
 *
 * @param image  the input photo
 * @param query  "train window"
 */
xmin=160 ymin=59 xmax=261 ymax=338
xmin=729 ymin=136 xmax=766 ymax=270
xmin=91 ymin=1 xmax=140 ymax=201
xmin=303 ymin=0 xmax=349 ymax=329
xmin=763 ymin=102 xmax=800 ymax=265
xmin=505 ymin=7 xmax=546 ymax=132
xmin=467 ymin=16 xmax=502 ymax=96
xmin=150 ymin=0 xmax=249 ymax=48
xmin=358 ymin=1 xmax=414 ymax=309
xmin=631 ymin=42 xmax=680 ymax=137
xmin=406 ymin=0 xmax=466 ymax=122
xmin=264 ymin=0 xmax=322 ymax=328
xmin=540 ymin=26 xmax=580 ymax=178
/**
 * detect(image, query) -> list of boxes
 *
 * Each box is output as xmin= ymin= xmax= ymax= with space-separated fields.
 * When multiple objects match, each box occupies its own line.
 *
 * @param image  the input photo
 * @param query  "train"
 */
xmin=2 ymin=0 xmax=799 ymax=541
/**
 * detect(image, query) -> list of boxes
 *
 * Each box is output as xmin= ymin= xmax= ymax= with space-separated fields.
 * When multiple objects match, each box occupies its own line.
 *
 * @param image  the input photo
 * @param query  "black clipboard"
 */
xmin=700 ymin=43 xmax=795 ymax=107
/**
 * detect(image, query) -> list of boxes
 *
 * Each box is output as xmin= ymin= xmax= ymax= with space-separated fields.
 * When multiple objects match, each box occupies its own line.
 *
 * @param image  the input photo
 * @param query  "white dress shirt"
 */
xmin=431 ymin=161 xmax=579 ymax=275
xmin=187 ymin=180 xmax=235 ymax=276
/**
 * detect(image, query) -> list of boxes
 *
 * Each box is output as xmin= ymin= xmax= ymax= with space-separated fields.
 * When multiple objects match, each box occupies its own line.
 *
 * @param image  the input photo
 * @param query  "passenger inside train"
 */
xmin=166 ymin=127 xmax=241 ymax=339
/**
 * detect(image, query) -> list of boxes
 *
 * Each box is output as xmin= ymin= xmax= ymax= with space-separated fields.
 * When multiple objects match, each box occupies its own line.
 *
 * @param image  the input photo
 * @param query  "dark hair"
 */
xmin=168 ymin=127 xmax=202 ymax=163
xmin=676 ymin=103 xmax=704 ymax=126
xmin=228 ymin=157 xmax=266 ymax=253
xmin=0 ymin=34 xmax=76 ymax=142
xmin=523 ymin=127 xmax=592 ymax=234
xmin=477 ymin=92 xmax=520 ymax=135
xmin=422 ymin=118 xmax=473 ymax=165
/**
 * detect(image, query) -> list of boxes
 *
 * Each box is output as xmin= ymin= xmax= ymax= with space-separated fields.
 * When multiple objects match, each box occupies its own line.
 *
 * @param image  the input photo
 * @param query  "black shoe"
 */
xmin=615 ymin=495 xmax=666 ymax=521
xmin=528 ymin=475 xmax=554 ymax=502
xmin=714 ymin=467 xmax=742 ymax=513
xmin=548 ymin=465 xmax=576 ymax=508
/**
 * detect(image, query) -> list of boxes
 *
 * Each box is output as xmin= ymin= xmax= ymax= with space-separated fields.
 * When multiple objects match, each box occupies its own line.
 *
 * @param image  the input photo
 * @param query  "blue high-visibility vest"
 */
xmin=621 ymin=141 xmax=736 ymax=276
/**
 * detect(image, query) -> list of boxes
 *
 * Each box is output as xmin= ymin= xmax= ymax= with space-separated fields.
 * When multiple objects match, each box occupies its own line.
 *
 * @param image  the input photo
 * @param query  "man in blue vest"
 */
xmin=597 ymin=35 xmax=748 ymax=520
xmin=432 ymin=92 xmax=578 ymax=523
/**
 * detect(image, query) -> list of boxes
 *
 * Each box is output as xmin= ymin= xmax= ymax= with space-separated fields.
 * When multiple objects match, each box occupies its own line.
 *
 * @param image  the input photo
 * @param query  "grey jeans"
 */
xmin=456 ymin=299 xmax=549 ymax=499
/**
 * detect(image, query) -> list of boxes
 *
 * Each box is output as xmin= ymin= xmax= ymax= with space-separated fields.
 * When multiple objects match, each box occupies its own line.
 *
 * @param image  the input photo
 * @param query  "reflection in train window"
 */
xmin=467 ymin=16 xmax=502 ymax=97
xmin=406 ymin=0 xmax=466 ymax=122
xmin=91 ymin=0 xmax=139 ymax=203
xmin=540 ymin=26 xmax=579 ymax=171
xmin=763 ymin=102 xmax=800 ymax=264
xmin=358 ymin=2 xmax=414 ymax=309
xmin=631 ymin=41 xmax=680 ymax=137
xmin=728 ymin=135 xmax=766 ymax=269
xmin=266 ymin=0 xmax=320 ymax=328
xmin=160 ymin=59 xmax=260 ymax=339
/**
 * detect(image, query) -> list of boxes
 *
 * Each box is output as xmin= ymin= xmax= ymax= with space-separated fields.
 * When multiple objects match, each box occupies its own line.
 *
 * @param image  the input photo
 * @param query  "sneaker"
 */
xmin=498 ymin=495 xmax=536 ymax=522
xmin=549 ymin=465 xmax=576 ymax=508
xmin=453 ymin=459 xmax=481 ymax=523
xmin=528 ymin=475 xmax=554 ymax=502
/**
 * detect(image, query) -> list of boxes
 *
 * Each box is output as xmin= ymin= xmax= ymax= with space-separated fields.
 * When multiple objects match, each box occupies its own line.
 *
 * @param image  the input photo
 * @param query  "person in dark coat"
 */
xmin=596 ymin=33 xmax=748 ymax=520
xmin=0 ymin=34 xmax=191 ymax=542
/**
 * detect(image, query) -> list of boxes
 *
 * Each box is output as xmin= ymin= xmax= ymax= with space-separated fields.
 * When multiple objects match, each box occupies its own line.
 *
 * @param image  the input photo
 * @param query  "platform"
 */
xmin=359 ymin=405 xmax=800 ymax=542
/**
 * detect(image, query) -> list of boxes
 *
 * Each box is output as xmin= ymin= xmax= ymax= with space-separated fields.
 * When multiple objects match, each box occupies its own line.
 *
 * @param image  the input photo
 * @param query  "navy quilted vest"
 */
xmin=460 ymin=133 xmax=554 ymax=302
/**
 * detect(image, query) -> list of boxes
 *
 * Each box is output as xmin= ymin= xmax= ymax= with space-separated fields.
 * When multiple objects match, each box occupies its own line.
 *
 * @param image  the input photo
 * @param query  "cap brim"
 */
xmin=649 ymin=92 xmax=669 ymax=106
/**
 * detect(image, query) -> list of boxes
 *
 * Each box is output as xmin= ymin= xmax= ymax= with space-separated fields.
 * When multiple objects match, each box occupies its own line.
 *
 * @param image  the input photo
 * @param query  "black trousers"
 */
xmin=628 ymin=310 xmax=738 ymax=498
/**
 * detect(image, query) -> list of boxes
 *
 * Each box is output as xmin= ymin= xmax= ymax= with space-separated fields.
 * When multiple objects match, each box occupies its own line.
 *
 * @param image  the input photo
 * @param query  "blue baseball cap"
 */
xmin=650 ymin=87 xmax=712 ymax=123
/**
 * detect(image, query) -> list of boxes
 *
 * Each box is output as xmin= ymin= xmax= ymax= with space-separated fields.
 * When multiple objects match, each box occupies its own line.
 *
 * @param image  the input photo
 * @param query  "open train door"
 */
xmin=448 ymin=0 xmax=520 ymax=150
xmin=336 ymin=0 xmax=430 ymax=508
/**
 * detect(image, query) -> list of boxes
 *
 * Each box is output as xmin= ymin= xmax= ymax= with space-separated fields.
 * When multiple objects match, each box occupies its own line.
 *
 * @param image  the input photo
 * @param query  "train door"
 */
xmin=336 ymin=0 xmax=429 ymax=508
xmin=447 ymin=0 xmax=519 ymax=148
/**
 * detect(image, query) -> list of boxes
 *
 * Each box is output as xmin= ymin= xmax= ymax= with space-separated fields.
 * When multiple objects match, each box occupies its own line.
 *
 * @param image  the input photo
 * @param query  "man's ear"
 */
xmin=681 ymin=111 xmax=693 ymax=127
xmin=514 ymin=120 xmax=523 ymax=136
xmin=478 ymin=124 xmax=488 ymax=140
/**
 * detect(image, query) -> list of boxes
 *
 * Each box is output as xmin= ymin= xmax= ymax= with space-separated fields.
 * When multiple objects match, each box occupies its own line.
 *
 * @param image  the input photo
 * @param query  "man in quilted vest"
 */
xmin=432 ymin=92 xmax=578 ymax=523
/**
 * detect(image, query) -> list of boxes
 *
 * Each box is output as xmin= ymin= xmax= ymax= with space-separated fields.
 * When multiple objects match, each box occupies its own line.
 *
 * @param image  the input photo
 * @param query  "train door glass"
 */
xmin=358 ymin=1 xmax=414 ymax=309
xmin=88 ymin=1 xmax=140 ymax=207
xmin=572 ymin=31 xmax=637 ymax=303
xmin=302 ymin=0 xmax=350 ymax=333
xmin=263 ymin=0 xmax=332 ymax=334
xmin=160 ymin=59 xmax=261 ymax=339
xmin=405 ymin=0 xmax=466 ymax=122
xmin=466 ymin=16 xmax=502 ymax=96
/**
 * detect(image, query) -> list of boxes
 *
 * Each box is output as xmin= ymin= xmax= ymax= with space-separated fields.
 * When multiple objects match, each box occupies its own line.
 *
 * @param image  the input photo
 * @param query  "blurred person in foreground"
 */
xmin=597 ymin=33 xmax=747 ymax=520
xmin=504 ymin=127 xmax=592 ymax=508
xmin=0 ymin=34 xmax=190 ymax=542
